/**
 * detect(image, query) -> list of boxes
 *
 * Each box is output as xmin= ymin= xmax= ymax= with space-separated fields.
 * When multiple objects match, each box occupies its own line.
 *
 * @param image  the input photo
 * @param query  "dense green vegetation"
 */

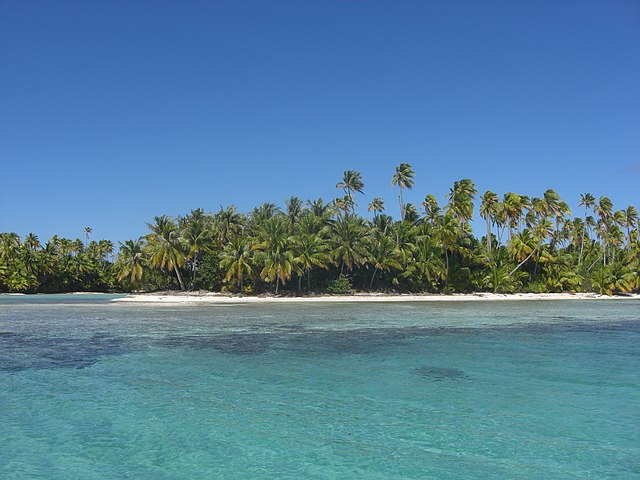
xmin=2 ymin=165 xmax=639 ymax=295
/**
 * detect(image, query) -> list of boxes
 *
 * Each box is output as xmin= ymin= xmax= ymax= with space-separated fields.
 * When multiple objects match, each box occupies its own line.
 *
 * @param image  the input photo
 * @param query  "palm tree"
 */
xmin=220 ymin=236 xmax=254 ymax=291
xmin=332 ymin=215 xmax=369 ymax=274
xmin=84 ymin=226 xmax=92 ymax=247
xmin=336 ymin=170 xmax=364 ymax=213
xmin=367 ymin=235 xmax=401 ymax=289
xmin=391 ymin=163 xmax=415 ymax=220
xmin=479 ymin=191 xmax=499 ymax=253
xmin=146 ymin=215 xmax=187 ymax=290
xmin=578 ymin=193 xmax=596 ymax=264
xmin=116 ymin=239 xmax=146 ymax=287
xmin=0 ymin=233 xmax=21 ymax=265
xmin=180 ymin=209 xmax=214 ymax=288
xmin=368 ymin=198 xmax=385 ymax=218
xmin=421 ymin=194 xmax=441 ymax=224
xmin=434 ymin=214 xmax=459 ymax=286
xmin=621 ymin=205 xmax=639 ymax=246
xmin=254 ymin=217 xmax=293 ymax=293
xmin=215 ymin=206 xmax=242 ymax=245
xmin=401 ymin=232 xmax=444 ymax=291
xmin=446 ymin=178 xmax=478 ymax=227
xmin=502 ymin=193 xmax=527 ymax=240
xmin=24 ymin=233 xmax=40 ymax=252
xmin=543 ymin=189 xmax=571 ymax=249
xmin=293 ymin=233 xmax=332 ymax=290
xmin=595 ymin=196 xmax=614 ymax=266
xmin=285 ymin=196 xmax=304 ymax=233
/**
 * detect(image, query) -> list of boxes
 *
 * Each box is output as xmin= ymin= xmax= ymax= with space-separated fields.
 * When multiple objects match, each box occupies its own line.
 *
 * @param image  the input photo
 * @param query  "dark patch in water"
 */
xmin=416 ymin=365 xmax=467 ymax=381
xmin=0 ymin=332 xmax=130 ymax=372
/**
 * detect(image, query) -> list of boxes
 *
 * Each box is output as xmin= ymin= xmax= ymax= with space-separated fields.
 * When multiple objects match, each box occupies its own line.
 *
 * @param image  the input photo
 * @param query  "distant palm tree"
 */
xmin=391 ymin=163 xmax=415 ymax=220
xmin=84 ymin=226 xmax=92 ymax=247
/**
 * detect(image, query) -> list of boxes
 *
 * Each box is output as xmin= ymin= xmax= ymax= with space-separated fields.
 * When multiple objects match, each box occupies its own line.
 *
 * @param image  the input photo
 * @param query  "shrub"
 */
xmin=325 ymin=275 xmax=353 ymax=294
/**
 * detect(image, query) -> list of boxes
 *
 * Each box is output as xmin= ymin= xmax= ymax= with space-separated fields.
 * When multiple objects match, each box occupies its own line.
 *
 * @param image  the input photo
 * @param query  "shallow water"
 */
xmin=1 ymin=296 xmax=639 ymax=479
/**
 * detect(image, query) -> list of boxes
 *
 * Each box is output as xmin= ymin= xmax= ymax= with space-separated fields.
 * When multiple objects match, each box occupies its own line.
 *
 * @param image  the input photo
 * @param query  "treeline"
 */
xmin=1 ymin=165 xmax=639 ymax=295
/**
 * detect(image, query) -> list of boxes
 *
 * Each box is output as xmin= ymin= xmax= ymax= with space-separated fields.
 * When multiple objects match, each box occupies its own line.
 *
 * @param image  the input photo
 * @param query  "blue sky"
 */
xmin=1 ymin=0 xmax=639 ymax=244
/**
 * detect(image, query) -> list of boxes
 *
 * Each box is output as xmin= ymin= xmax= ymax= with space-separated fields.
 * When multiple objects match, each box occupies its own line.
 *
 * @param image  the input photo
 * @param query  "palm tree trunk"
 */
xmin=444 ymin=250 xmax=449 ymax=287
xmin=173 ymin=264 xmax=186 ymax=290
xmin=485 ymin=217 xmax=492 ymax=253
xmin=298 ymin=274 xmax=302 ymax=292
xmin=398 ymin=190 xmax=404 ymax=221
xmin=369 ymin=268 xmax=378 ymax=289
xmin=509 ymin=249 xmax=536 ymax=276
xmin=579 ymin=221 xmax=586 ymax=265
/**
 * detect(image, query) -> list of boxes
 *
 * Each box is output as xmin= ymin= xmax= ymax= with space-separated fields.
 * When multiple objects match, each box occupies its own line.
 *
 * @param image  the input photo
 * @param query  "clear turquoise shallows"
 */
xmin=1 ymin=295 xmax=639 ymax=479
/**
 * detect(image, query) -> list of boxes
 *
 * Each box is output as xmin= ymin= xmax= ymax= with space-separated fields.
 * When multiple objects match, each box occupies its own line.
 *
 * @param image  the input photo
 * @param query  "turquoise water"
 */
xmin=1 ymin=296 xmax=639 ymax=479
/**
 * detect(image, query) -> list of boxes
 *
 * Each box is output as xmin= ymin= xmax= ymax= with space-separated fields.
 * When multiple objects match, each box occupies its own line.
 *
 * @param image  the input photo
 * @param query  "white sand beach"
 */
xmin=111 ymin=292 xmax=640 ymax=305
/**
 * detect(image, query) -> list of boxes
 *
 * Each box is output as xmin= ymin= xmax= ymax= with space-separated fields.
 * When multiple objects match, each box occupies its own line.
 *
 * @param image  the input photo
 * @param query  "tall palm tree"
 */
xmin=336 ymin=170 xmax=364 ymax=214
xmin=434 ymin=214 xmax=459 ymax=286
xmin=595 ymin=196 xmax=614 ymax=266
xmin=543 ymin=189 xmax=570 ymax=249
xmin=621 ymin=205 xmax=639 ymax=246
xmin=180 ymin=209 xmax=214 ymax=288
xmin=479 ymin=191 xmax=499 ymax=253
xmin=391 ymin=163 xmax=415 ymax=220
xmin=146 ymin=215 xmax=187 ymax=290
xmin=446 ymin=178 xmax=478 ymax=227
xmin=84 ymin=226 xmax=92 ymax=247
xmin=502 ymin=192 xmax=527 ymax=239
xmin=578 ymin=193 xmax=596 ymax=264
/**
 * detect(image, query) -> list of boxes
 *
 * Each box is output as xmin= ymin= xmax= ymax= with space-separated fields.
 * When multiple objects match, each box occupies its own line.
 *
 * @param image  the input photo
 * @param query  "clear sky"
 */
xmin=1 ymin=0 xmax=639 ymax=244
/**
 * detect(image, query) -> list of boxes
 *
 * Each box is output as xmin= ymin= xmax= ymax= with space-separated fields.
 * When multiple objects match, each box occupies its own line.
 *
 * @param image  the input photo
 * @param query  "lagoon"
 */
xmin=1 ymin=296 xmax=639 ymax=478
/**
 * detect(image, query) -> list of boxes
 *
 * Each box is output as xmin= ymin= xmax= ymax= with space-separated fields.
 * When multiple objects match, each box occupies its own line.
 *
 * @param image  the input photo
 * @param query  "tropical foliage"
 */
xmin=1 ymin=166 xmax=638 ymax=295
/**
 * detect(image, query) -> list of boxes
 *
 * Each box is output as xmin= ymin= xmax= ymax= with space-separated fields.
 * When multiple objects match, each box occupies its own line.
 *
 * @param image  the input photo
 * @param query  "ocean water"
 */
xmin=1 ymin=295 xmax=639 ymax=479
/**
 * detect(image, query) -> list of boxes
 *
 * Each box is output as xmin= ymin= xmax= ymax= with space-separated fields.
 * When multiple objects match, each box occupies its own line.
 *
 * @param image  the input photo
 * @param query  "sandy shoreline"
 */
xmin=111 ymin=292 xmax=640 ymax=304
